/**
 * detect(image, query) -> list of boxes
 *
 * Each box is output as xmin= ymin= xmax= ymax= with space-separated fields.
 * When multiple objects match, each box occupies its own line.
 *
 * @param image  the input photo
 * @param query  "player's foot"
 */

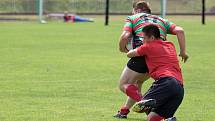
xmin=166 ymin=117 xmax=177 ymax=121
xmin=132 ymin=99 xmax=156 ymax=113
xmin=113 ymin=111 xmax=128 ymax=119
xmin=113 ymin=107 xmax=130 ymax=119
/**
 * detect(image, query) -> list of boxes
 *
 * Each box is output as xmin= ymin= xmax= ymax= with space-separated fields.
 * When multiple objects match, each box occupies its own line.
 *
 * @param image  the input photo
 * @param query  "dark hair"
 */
xmin=133 ymin=1 xmax=151 ymax=14
xmin=142 ymin=24 xmax=160 ymax=39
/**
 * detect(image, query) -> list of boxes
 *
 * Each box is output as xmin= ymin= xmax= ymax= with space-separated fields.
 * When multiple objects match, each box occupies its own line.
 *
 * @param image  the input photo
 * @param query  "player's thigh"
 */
xmin=148 ymin=77 xmax=184 ymax=119
xmin=119 ymin=66 xmax=147 ymax=85
xmin=137 ymin=73 xmax=150 ymax=84
xmin=154 ymin=84 xmax=184 ymax=118
xmin=155 ymin=95 xmax=183 ymax=119
xmin=143 ymin=77 xmax=171 ymax=104
xmin=136 ymin=73 xmax=150 ymax=91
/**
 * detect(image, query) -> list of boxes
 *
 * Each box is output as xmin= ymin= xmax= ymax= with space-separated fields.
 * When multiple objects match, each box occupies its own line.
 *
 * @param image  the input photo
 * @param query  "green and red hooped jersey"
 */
xmin=123 ymin=13 xmax=176 ymax=49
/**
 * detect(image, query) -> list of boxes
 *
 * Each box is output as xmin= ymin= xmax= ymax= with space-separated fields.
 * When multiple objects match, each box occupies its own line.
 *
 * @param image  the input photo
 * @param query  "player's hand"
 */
xmin=127 ymin=49 xmax=138 ymax=58
xmin=179 ymin=52 xmax=189 ymax=63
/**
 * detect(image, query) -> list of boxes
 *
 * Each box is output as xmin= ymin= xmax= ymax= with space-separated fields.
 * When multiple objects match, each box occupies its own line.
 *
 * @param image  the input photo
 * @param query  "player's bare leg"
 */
xmin=123 ymin=74 xmax=149 ymax=109
xmin=119 ymin=66 xmax=140 ymax=92
xmin=113 ymin=66 xmax=149 ymax=118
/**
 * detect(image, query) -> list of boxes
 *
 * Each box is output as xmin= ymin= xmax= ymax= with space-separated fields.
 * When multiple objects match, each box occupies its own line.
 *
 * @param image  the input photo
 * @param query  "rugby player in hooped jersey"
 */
xmin=114 ymin=0 xmax=188 ymax=119
xmin=127 ymin=24 xmax=188 ymax=121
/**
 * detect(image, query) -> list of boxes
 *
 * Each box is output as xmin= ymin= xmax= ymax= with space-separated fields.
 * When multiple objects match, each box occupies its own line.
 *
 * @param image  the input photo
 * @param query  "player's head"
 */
xmin=142 ymin=24 xmax=160 ymax=42
xmin=132 ymin=0 xmax=151 ymax=14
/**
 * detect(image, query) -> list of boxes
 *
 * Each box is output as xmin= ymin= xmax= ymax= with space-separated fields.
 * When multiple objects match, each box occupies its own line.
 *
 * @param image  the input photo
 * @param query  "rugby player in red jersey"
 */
xmin=114 ymin=0 xmax=188 ymax=119
xmin=127 ymin=24 xmax=188 ymax=121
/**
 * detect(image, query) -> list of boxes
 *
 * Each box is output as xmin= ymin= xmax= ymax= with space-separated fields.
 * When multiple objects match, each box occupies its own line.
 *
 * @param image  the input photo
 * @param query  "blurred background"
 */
xmin=0 ymin=0 xmax=214 ymax=21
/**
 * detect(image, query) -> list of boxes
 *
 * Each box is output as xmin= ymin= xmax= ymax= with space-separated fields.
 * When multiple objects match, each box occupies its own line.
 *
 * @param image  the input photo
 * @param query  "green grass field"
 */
xmin=0 ymin=16 xmax=215 ymax=121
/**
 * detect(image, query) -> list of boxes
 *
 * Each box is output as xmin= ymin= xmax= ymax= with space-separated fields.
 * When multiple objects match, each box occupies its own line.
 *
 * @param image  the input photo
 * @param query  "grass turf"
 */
xmin=0 ymin=16 xmax=215 ymax=121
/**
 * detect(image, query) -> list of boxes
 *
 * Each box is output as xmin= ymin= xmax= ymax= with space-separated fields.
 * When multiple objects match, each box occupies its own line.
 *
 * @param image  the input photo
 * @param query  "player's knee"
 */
xmin=118 ymin=81 xmax=130 ymax=93
xmin=118 ymin=77 xmax=129 ymax=92
xmin=118 ymin=83 xmax=124 ymax=92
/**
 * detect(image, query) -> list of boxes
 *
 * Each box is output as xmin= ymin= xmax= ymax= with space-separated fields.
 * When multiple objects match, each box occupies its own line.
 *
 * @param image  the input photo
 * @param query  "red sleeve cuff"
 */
xmin=123 ymin=26 xmax=132 ymax=33
xmin=169 ymin=24 xmax=176 ymax=35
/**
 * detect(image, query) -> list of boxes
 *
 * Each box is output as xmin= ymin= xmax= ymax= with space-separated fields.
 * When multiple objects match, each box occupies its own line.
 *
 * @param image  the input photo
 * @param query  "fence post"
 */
xmin=202 ymin=0 xmax=205 ymax=25
xmin=38 ymin=0 xmax=46 ymax=23
xmin=160 ymin=0 xmax=166 ymax=18
xmin=105 ymin=0 xmax=109 ymax=26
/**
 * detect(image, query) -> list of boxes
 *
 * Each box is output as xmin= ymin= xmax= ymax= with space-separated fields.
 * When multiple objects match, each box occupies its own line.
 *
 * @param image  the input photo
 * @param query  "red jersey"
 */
xmin=136 ymin=40 xmax=183 ymax=85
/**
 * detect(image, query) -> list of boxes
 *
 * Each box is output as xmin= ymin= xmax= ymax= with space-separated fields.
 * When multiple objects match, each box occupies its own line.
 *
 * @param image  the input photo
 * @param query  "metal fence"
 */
xmin=0 ymin=0 xmax=215 ymax=15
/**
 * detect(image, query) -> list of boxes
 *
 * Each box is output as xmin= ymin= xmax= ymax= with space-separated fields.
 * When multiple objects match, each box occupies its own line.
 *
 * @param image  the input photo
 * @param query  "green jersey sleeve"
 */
xmin=164 ymin=19 xmax=176 ymax=35
xmin=123 ymin=16 xmax=133 ymax=33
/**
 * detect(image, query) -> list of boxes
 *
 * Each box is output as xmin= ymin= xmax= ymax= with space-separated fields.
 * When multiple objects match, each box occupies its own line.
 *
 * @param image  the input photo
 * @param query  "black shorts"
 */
xmin=143 ymin=77 xmax=184 ymax=119
xmin=127 ymin=56 xmax=149 ymax=73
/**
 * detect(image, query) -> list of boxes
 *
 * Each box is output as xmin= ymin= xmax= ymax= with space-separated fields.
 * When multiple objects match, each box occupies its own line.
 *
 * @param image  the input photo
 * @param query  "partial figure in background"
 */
xmin=63 ymin=11 xmax=93 ymax=23
xmin=63 ymin=11 xmax=73 ymax=22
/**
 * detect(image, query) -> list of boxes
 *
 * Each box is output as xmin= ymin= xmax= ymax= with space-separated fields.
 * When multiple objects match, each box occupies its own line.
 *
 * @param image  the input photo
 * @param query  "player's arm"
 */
xmin=127 ymin=49 xmax=138 ymax=58
xmin=119 ymin=31 xmax=132 ymax=53
xmin=164 ymin=18 xmax=189 ymax=63
xmin=127 ymin=44 xmax=147 ymax=58
xmin=172 ymin=26 xmax=189 ymax=63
